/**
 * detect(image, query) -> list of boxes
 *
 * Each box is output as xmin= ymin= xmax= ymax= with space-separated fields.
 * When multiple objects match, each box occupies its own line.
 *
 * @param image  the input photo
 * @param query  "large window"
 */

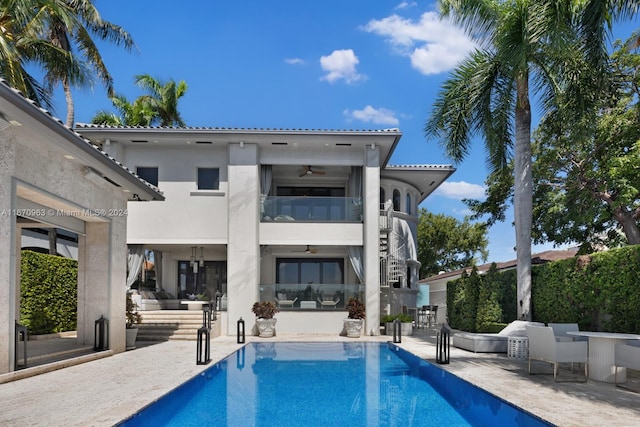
xmin=197 ymin=167 xmax=219 ymax=190
xmin=137 ymin=166 xmax=158 ymax=186
xmin=177 ymin=261 xmax=227 ymax=306
xmin=392 ymin=189 xmax=401 ymax=211
xmin=277 ymin=258 xmax=344 ymax=284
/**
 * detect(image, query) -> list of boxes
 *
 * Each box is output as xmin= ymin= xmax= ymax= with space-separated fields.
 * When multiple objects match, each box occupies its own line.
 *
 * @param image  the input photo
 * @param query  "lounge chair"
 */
xmin=452 ymin=320 xmax=543 ymax=353
xmin=317 ymin=296 xmax=340 ymax=308
xmin=526 ymin=325 xmax=588 ymax=382
xmin=275 ymin=294 xmax=297 ymax=308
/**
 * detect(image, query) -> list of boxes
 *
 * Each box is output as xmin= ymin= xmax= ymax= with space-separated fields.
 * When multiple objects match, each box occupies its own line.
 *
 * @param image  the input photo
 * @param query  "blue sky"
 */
xmin=48 ymin=1 xmax=637 ymax=263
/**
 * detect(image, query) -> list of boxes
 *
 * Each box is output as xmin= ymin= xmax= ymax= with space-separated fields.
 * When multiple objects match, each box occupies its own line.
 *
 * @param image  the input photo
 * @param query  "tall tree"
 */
xmin=91 ymin=94 xmax=155 ymax=126
xmin=40 ymin=0 xmax=136 ymax=127
xmin=134 ymin=74 xmax=187 ymax=127
xmin=425 ymin=1 xmax=578 ymax=320
xmin=416 ymin=209 xmax=488 ymax=278
xmin=531 ymin=39 xmax=640 ymax=250
xmin=0 ymin=0 xmax=71 ymax=109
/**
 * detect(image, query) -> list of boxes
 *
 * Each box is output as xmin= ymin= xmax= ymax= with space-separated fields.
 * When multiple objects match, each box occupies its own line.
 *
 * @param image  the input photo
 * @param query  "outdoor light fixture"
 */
xmin=190 ymin=246 xmax=196 ymax=267
xmin=199 ymin=247 xmax=205 ymax=267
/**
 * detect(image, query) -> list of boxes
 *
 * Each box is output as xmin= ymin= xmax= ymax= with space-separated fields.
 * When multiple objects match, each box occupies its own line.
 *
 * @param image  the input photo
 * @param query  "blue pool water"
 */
xmin=120 ymin=342 xmax=552 ymax=427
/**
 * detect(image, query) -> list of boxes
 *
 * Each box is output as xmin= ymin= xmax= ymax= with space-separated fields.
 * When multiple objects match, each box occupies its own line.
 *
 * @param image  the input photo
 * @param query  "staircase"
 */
xmin=137 ymin=310 xmax=217 ymax=341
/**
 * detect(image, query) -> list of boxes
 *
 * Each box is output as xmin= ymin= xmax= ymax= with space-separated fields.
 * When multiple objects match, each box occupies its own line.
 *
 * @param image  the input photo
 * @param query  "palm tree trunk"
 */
xmin=514 ymin=75 xmax=533 ymax=321
xmin=64 ymin=79 xmax=74 ymax=128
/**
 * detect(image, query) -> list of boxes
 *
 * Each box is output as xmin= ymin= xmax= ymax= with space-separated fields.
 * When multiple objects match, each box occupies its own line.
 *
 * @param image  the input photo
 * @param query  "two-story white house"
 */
xmin=76 ymin=125 xmax=455 ymax=336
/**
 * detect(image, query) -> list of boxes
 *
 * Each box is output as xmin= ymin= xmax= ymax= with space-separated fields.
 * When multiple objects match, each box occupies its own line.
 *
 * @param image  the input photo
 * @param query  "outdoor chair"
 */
xmin=614 ymin=342 xmax=640 ymax=386
xmin=275 ymin=294 xmax=297 ymax=308
xmin=526 ymin=325 xmax=588 ymax=382
xmin=317 ymin=296 xmax=340 ymax=308
xmin=548 ymin=323 xmax=587 ymax=342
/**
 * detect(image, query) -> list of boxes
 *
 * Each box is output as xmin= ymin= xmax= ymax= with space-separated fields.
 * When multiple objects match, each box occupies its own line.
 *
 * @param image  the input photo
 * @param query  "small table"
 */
xmin=181 ymin=300 xmax=208 ymax=311
xmin=300 ymin=301 xmax=317 ymax=309
xmin=507 ymin=336 xmax=529 ymax=360
xmin=567 ymin=331 xmax=640 ymax=383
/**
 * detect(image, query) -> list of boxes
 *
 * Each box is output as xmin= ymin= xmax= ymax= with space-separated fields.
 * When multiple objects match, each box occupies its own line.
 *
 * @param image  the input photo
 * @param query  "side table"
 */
xmin=507 ymin=336 xmax=529 ymax=359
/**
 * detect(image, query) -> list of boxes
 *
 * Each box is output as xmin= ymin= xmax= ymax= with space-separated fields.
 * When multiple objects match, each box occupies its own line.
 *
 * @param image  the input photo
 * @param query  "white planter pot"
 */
xmin=256 ymin=318 xmax=277 ymax=337
xmin=344 ymin=319 xmax=364 ymax=338
xmin=125 ymin=327 xmax=138 ymax=350
xmin=385 ymin=322 xmax=413 ymax=336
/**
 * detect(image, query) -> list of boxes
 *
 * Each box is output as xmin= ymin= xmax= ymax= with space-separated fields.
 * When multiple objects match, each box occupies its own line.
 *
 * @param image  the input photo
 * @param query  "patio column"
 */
xmin=227 ymin=142 xmax=260 ymax=335
xmin=364 ymin=146 xmax=380 ymax=335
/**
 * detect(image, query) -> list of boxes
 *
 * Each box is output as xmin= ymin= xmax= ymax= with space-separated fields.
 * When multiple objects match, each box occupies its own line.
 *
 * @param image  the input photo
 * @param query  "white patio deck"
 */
xmin=0 ymin=329 xmax=638 ymax=426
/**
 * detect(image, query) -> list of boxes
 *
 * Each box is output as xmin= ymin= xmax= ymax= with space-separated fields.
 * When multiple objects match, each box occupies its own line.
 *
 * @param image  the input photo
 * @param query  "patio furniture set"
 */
xmin=452 ymin=321 xmax=640 ymax=385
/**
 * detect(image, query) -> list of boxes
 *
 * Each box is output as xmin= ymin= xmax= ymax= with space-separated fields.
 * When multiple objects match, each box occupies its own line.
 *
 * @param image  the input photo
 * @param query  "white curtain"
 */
xmin=260 ymin=165 xmax=272 ymax=196
xmin=126 ymin=245 xmax=144 ymax=290
xmin=347 ymin=246 xmax=364 ymax=284
xmin=153 ymin=250 xmax=163 ymax=290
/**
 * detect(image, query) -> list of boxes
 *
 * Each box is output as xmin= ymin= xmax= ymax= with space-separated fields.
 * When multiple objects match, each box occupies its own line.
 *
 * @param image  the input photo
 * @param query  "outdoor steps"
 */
xmin=137 ymin=310 xmax=216 ymax=341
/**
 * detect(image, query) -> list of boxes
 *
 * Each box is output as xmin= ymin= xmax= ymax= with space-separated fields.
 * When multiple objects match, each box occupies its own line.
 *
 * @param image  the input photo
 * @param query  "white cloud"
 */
xmin=285 ymin=58 xmax=304 ymax=65
xmin=434 ymin=181 xmax=485 ymax=200
xmin=362 ymin=12 xmax=475 ymax=75
xmin=343 ymin=105 xmax=399 ymax=125
xmin=319 ymin=49 xmax=366 ymax=84
xmin=395 ymin=1 xmax=417 ymax=9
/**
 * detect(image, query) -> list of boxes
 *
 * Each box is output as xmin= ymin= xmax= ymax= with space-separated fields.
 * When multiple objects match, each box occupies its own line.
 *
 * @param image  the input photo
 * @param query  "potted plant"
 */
xmin=126 ymin=292 xmax=142 ymax=350
xmin=252 ymin=301 xmax=279 ymax=337
xmin=344 ymin=297 xmax=365 ymax=338
xmin=382 ymin=313 xmax=413 ymax=336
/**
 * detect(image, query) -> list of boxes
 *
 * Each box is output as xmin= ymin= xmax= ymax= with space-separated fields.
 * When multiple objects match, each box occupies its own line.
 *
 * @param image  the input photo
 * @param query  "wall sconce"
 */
xmin=239 ymin=141 xmax=244 ymax=148
xmin=370 ymin=143 xmax=376 ymax=150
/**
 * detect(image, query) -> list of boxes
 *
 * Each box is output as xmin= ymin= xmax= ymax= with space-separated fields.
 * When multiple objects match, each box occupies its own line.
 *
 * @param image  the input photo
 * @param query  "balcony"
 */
xmin=259 ymin=283 xmax=364 ymax=310
xmin=261 ymin=197 xmax=362 ymax=223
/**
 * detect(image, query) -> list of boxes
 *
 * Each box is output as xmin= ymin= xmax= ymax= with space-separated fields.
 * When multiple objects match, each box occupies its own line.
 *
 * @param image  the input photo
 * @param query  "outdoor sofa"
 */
xmin=453 ymin=320 xmax=544 ymax=353
xmin=138 ymin=290 xmax=182 ymax=311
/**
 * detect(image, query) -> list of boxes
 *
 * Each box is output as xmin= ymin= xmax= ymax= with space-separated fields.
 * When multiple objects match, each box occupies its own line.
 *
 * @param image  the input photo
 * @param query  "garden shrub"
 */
xmin=20 ymin=250 xmax=77 ymax=335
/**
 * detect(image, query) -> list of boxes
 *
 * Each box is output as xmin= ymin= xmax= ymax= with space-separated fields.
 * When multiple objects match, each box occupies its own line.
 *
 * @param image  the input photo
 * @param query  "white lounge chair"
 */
xmin=317 ymin=296 xmax=340 ymax=308
xmin=452 ymin=320 xmax=543 ymax=353
xmin=275 ymin=294 xmax=297 ymax=308
xmin=526 ymin=325 xmax=588 ymax=382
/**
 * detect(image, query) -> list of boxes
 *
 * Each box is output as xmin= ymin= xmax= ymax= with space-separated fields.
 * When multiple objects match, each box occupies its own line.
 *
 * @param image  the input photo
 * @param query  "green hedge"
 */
xmin=447 ymin=245 xmax=640 ymax=333
xmin=20 ymin=250 xmax=78 ymax=335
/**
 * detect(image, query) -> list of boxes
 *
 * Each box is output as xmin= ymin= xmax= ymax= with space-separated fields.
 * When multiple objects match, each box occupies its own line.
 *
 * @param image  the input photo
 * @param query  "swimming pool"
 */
xmin=119 ymin=342 xmax=551 ymax=426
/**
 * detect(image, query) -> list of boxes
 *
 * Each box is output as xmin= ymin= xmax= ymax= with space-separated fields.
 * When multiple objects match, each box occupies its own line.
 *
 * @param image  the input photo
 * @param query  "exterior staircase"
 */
xmin=136 ymin=310 xmax=218 ymax=341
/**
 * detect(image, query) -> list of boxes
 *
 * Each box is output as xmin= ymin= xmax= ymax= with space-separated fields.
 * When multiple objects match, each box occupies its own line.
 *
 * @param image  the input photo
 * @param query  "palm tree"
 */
xmin=135 ymin=74 xmax=188 ymax=127
xmin=425 ymin=1 xmax=579 ymax=320
xmin=91 ymin=94 xmax=155 ymax=126
xmin=40 ymin=0 xmax=136 ymax=127
xmin=0 ymin=0 xmax=69 ymax=109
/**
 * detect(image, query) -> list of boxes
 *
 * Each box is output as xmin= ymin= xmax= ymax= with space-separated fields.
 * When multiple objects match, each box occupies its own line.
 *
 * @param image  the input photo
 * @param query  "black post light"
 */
xmin=94 ymin=315 xmax=109 ymax=351
xmin=392 ymin=318 xmax=402 ymax=343
xmin=436 ymin=322 xmax=451 ymax=364
xmin=15 ymin=321 xmax=28 ymax=370
xmin=237 ymin=317 xmax=245 ymax=344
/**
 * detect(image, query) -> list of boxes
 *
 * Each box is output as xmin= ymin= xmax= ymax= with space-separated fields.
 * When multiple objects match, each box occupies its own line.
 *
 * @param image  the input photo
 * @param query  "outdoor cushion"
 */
xmin=453 ymin=320 xmax=544 ymax=353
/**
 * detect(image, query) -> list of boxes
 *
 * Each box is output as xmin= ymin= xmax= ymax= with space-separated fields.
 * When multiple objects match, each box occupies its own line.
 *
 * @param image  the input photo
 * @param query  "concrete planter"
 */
xmin=256 ymin=318 xmax=277 ymax=337
xmin=344 ymin=319 xmax=364 ymax=338
xmin=125 ymin=327 xmax=138 ymax=350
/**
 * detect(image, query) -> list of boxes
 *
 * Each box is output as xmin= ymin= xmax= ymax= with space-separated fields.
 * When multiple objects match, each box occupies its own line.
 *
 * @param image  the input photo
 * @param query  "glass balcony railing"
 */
xmin=261 ymin=196 xmax=363 ymax=222
xmin=259 ymin=283 xmax=364 ymax=310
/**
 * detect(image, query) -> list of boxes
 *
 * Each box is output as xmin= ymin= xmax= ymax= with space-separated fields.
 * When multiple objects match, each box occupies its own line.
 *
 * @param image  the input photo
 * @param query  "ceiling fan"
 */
xmin=299 ymin=165 xmax=326 ymax=177
xmin=294 ymin=245 xmax=318 ymax=254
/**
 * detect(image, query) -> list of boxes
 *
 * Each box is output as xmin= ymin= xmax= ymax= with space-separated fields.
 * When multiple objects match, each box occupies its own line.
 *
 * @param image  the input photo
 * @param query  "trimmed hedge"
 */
xmin=447 ymin=245 xmax=640 ymax=333
xmin=20 ymin=250 xmax=78 ymax=335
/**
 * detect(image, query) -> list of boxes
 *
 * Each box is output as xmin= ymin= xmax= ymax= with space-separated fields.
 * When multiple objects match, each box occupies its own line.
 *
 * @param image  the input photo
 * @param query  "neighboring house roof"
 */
xmin=420 ymin=248 xmax=580 ymax=283
xmin=0 ymin=80 xmax=164 ymax=201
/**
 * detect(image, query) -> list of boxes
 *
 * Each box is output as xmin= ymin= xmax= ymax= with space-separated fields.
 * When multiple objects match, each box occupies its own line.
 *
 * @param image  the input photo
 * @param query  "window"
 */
xmin=392 ymin=189 xmax=401 ymax=211
xmin=406 ymin=193 xmax=412 ymax=215
xmin=197 ymin=168 xmax=219 ymax=190
xmin=276 ymin=259 xmax=344 ymax=284
xmin=136 ymin=167 xmax=158 ymax=186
